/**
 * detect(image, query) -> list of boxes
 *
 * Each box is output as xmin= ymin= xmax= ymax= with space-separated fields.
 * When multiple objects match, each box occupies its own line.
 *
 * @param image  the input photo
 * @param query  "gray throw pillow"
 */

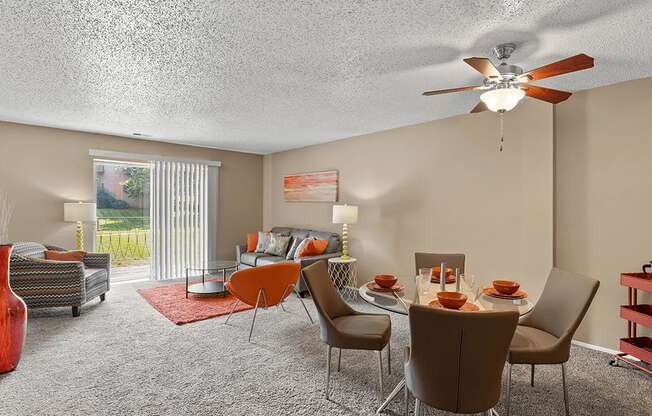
xmin=285 ymin=237 xmax=300 ymax=260
xmin=255 ymin=232 xmax=271 ymax=253
xmin=265 ymin=234 xmax=291 ymax=257
xmin=293 ymin=237 xmax=314 ymax=260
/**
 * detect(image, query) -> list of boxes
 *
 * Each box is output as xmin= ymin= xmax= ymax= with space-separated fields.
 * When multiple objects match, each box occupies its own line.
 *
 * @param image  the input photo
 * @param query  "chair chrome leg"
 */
xmin=326 ymin=345 xmax=332 ymax=400
xmin=378 ymin=350 xmax=384 ymax=403
xmin=224 ymin=299 xmax=240 ymax=325
xmin=296 ymin=290 xmax=314 ymax=324
xmin=404 ymin=383 xmax=409 ymax=416
xmin=279 ymin=284 xmax=294 ymax=312
xmin=505 ymin=363 xmax=512 ymax=416
xmin=561 ymin=363 xmax=570 ymax=416
xmin=531 ymin=364 xmax=535 ymax=387
xmin=387 ymin=342 xmax=391 ymax=375
xmin=337 ymin=348 xmax=342 ymax=372
xmin=376 ymin=379 xmax=405 ymax=414
xmin=248 ymin=290 xmax=263 ymax=342
xmin=414 ymin=398 xmax=421 ymax=416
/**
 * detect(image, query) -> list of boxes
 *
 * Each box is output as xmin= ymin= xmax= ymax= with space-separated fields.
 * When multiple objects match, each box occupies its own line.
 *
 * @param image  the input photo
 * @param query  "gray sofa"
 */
xmin=236 ymin=226 xmax=342 ymax=294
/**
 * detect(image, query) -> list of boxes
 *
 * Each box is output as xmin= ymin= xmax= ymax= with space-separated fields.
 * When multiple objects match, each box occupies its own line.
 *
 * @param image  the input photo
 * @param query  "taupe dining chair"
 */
xmin=405 ymin=304 xmax=519 ymax=416
xmin=302 ymin=260 xmax=391 ymax=402
xmin=505 ymin=268 xmax=600 ymax=416
xmin=414 ymin=252 xmax=465 ymax=275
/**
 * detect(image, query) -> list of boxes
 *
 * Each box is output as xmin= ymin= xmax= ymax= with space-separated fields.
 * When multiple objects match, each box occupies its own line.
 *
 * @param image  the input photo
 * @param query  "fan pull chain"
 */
xmin=499 ymin=111 xmax=505 ymax=152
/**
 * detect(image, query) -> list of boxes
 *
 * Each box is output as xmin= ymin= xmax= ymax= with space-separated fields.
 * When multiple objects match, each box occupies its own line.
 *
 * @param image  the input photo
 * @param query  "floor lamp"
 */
xmin=64 ymin=202 xmax=97 ymax=251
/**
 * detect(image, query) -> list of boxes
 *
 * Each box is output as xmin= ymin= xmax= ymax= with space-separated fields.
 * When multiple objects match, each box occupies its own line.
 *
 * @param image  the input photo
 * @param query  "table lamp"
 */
xmin=64 ymin=202 xmax=97 ymax=250
xmin=332 ymin=204 xmax=358 ymax=260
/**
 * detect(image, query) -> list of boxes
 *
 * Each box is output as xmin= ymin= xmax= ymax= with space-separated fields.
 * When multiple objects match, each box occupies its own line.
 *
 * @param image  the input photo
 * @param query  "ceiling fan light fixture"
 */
xmin=480 ymin=87 xmax=525 ymax=112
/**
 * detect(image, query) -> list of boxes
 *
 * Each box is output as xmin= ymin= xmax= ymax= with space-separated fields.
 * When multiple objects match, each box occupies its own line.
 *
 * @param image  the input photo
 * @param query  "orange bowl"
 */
xmin=374 ymin=274 xmax=398 ymax=288
xmin=492 ymin=280 xmax=520 ymax=295
xmin=432 ymin=266 xmax=454 ymax=278
xmin=437 ymin=291 xmax=468 ymax=309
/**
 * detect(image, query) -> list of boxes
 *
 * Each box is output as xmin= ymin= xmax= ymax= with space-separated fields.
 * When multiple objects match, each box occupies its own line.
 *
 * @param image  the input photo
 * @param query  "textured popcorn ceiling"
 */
xmin=1 ymin=1 xmax=651 ymax=154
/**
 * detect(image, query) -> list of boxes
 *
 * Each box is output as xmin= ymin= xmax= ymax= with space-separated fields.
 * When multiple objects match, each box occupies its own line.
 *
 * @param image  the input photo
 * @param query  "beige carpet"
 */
xmin=1 ymin=279 xmax=650 ymax=416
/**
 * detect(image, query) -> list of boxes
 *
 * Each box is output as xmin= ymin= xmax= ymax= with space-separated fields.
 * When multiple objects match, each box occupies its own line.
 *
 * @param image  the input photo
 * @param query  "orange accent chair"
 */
xmin=224 ymin=262 xmax=313 ymax=341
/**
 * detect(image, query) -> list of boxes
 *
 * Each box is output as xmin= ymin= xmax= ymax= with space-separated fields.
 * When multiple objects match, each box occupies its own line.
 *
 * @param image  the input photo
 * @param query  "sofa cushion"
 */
xmin=308 ymin=231 xmax=341 ymax=254
xmin=298 ymin=239 xmax=329 ymax=257
xmin=246 ymin=233 xmax=258 ymax=252
xmin=11 ymin=242 xmax=47 ymax=259
xmin=255 ymin=256 xmax=288 ymax=266
xmin=285 ymin=237 xmax=301 ymax=260
xmin=293 ymin=237 xmax=314 ymax=260
xmin=84 ymin=268 xmax=108 ymax=290
xmin=272 ymin=227 xmax=309 ymax=241
xmin=265 ymin=234 xmax=291 ymax=256
xmin=255 ymin=232 xmax=272 ymax=253
xmin=240 ymin=252 xmax=267 ymax=266
xmin=45 ymin=250 xmax=86 ymax=262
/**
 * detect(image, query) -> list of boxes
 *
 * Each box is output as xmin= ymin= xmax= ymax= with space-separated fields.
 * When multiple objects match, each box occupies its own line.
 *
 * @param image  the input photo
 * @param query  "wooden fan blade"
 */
xmin=470 ymin=101 xmax=488 ymax=113
xmin=422 ymin=86 xmax=482 ymax=96
xmin=524 ymin=85 xmax=572 ymax=104
xmin=463 ymin=57 xmax=502 ymax=79
xmin=521 ymin=54 xmax=594 ymax=81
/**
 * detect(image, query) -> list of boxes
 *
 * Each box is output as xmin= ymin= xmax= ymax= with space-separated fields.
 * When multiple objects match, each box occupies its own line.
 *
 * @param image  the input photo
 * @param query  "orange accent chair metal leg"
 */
xmin=224 ymin=263 xmax=311 ymax=342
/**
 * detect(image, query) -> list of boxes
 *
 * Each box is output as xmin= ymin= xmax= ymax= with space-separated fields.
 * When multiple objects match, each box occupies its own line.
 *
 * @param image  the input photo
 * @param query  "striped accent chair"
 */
xmin=9 ymin=242 xmax=111 ymax=317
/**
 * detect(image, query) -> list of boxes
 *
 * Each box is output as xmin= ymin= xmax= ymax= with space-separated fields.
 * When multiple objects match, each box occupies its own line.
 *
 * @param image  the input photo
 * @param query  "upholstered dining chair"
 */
xmin=505 ymin=268 xmax=600 ymax=416
xmin=414 ymin=252 xmax=465 ymax=275
xmin=404 ymin=304 xmax=519 ymax=416
xmin=224 ymin=262 xmax=313 ymax=342
xmin=302 ymin=260 xmax=391 ymax=402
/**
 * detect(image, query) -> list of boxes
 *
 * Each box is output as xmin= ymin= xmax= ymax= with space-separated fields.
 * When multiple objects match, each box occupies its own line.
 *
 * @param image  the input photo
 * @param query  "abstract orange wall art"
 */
xmin=283 ymin=170 xmax=338 ymax=202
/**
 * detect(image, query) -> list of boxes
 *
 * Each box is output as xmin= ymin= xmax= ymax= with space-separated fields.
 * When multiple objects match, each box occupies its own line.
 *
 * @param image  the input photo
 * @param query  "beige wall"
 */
xmin=264 ymin=100 xmax=554 ymax=307
xmin=555 ymin=77 xmax=652 ymax=349
xmin=0 ymin=122 xmax=263 ymax=261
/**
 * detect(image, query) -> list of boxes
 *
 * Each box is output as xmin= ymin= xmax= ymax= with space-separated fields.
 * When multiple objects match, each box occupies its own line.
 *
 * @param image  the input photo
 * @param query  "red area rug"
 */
xmin=137 ymin=282 xmax=252 ymax=325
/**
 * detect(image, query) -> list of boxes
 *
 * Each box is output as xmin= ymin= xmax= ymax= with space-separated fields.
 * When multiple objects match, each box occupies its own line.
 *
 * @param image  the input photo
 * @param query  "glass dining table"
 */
xmin=358 ymin=275 xmax=534 ymax=414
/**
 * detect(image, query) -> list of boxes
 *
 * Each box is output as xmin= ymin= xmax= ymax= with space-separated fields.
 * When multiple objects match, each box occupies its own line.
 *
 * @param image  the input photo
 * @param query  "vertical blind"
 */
xmin=151 ymin=160 xmax=209 ymax=280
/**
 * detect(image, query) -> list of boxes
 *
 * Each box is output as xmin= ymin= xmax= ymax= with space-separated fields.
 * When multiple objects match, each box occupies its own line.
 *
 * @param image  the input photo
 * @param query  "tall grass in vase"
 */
xmin=0 ymin=189 xmax=26 ymax=373
xmin=0 ymin=190 xmax=12 ymax=244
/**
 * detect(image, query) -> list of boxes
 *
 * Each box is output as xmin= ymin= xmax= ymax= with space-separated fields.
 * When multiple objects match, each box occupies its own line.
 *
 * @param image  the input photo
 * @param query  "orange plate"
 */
xmin=428 ymin=300 xmax=480 ymax=312
xmin=483 ymin=287 xmax=528 ymax=300
xmin=366 ymin=281 xmax=405 ymax=293
xmin=431 ymin=276 xmax=456 ymax=284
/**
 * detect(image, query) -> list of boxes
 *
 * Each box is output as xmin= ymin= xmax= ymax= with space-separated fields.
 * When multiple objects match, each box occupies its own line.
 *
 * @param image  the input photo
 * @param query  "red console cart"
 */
xmin=610 ymin=272 xmax=652 ymax=375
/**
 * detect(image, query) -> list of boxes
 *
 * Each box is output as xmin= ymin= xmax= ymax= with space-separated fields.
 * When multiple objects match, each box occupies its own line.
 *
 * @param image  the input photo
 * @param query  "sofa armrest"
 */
xmin=83 ymin=252 xmax=111 ymax=275
xmin=295 ymin=252 xmax=342 ymax=269
xmin=236 ymin=244 xmax=247 ymax=265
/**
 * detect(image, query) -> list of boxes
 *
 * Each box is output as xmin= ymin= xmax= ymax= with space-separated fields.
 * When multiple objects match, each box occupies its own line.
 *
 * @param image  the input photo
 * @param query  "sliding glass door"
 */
xmin=94 ymin=161 xmax=151 ymax=281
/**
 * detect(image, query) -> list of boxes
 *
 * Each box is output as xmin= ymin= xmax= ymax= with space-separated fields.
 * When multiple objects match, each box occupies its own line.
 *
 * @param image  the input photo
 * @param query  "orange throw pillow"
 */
xmin=246 ymin=233 xmax=259 ymax=252
xmin=45 ymin=250 xmax=86 ymax=262
xmin=298 ymin=239 xmax=329 ymax=257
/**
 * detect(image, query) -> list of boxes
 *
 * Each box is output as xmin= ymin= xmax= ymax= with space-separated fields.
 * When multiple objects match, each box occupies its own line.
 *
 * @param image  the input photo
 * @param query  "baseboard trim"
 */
xmin=571 ymin=339 xmax=620 ymax=355
xmin=113 ymin=278 xmax=149 ymax=286
xmin=571 ymin=339 xmax=643 ymax=363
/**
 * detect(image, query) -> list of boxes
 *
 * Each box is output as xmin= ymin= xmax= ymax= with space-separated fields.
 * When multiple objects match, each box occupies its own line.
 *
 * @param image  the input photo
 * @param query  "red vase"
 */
xmin=0 ymin=244 xmax=27 ymax=373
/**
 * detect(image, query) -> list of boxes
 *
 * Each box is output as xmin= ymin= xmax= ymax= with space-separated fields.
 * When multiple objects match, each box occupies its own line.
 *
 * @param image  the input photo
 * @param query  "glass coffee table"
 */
xmin=185 ymin=260 xmax=238 ymax=298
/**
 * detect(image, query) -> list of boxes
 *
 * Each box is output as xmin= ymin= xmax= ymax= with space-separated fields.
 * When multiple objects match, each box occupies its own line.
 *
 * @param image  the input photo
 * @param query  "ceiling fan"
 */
xmin=422 ymin=43 xmax=594 ymax=113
